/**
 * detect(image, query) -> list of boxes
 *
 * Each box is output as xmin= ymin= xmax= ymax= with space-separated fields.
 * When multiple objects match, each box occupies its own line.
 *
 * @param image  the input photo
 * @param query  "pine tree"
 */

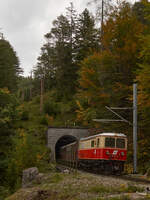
xmin=0 ymin=38 xmax=22 ymax=92
xmin=75 ymin=8 xmax=100 ymax=63
xmin=34 ymin=4 xmax=78 ymax=99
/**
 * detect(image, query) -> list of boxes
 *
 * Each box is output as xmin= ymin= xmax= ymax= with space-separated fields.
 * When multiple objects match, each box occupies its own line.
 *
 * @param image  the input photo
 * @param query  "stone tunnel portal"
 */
xmin=47 ymin=127 xmax=90 ymax=161
xmin=55 ymin=135 xmax=77 ymax=160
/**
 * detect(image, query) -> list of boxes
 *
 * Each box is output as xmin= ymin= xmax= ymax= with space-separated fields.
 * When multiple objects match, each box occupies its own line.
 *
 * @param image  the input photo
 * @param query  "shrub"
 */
xmin=125 ymin=183 xmax=144 ymax=193
xmin=0 ymin=186 xmax=9 ymax=200
xmin=21 ymin=110 xmax=29 ymax=120
xmin=32 ymin=96 xmax=40 ymax=104
xmin=40 ymin=115 xmax=48 ymax=125
xmin=44 ymin=101 xmax=59 ymax=116
xmin=6 ymin=129 xmax=50 ymax=192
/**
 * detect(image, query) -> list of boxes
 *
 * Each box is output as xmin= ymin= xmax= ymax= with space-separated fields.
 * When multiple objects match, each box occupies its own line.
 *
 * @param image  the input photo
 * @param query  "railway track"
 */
xmin=56 ymin=163 xmax=150 ymax=186
xmin=113 ymin=174 xmax=150 ymax=185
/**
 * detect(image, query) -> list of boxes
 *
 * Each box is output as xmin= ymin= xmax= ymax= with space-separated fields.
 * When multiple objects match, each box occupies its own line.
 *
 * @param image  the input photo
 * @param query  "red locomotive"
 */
xmin=60 ymin=132 xmax=127 ymax=174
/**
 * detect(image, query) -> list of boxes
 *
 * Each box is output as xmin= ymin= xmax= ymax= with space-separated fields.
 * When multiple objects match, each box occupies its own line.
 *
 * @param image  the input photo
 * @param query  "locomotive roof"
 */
xmin=80 ymin=133 xmax=126 ymax=141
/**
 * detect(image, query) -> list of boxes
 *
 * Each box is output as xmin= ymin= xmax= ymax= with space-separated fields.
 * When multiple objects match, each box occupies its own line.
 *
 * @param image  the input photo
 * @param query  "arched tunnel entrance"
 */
xmin=55 ymin=135 xmax=77 ymax=161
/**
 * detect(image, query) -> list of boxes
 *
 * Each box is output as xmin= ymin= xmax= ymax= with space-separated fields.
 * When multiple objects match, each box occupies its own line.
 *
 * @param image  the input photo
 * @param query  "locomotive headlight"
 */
xmin=106 ymin=150 xmax=109 ymax=155
xmin=121 ymin=152 xmax=124 ymax=156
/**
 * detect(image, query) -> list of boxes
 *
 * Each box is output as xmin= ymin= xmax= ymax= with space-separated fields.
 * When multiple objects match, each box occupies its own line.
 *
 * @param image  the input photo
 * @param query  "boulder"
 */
xmin=34 ymin=173 xmax=45 ymax=184
xmin=22 ymin=167 xmax=39 ymax=188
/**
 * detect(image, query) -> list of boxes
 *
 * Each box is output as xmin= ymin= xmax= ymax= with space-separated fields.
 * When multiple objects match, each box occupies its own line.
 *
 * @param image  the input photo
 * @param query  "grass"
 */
xmin=6 ymin=171 xmax=147 ymax=200
xmin=88 ymin=185 xmax=111 ymax=194
xmin=103 ymin=196 xmax=130 ymax=200
xmin=119 ymin=183 xmax=145 ymax=193
xmin=49 ymin=173 xmax=64 ymax=183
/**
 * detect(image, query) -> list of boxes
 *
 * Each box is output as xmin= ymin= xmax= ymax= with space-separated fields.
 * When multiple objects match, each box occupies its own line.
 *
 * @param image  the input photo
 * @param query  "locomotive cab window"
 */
xmin=116 ymin=138 xmax=125 ymax=149
xmin=105 ymin=137 xmax=115 ymax=148
xmin=91 ymin=140 xmax=95 ymax=147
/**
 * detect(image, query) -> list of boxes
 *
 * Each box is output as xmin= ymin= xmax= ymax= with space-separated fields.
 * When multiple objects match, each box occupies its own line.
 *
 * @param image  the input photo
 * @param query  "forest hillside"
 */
xmin=1 ymin=0 xmax=150 ymax=199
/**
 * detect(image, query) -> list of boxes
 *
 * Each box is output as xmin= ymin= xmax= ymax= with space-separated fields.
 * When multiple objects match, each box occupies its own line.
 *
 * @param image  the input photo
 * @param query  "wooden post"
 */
xmin=40 ymin=78 xmax=44 ymax=113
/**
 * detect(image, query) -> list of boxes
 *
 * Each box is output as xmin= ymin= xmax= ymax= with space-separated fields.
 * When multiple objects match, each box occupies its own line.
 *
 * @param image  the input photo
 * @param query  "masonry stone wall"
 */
xmin=47 ymin=127 xmax=90 ymax=161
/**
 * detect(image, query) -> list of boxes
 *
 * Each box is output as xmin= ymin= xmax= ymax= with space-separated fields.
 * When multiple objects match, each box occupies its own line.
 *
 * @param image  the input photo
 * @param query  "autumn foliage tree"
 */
xmin=133 ymin=1 xmax=150 ymax=168
xmin=76 ymin=52 xmax=115 ymax=126
xmin=134 ymin=33 xmax=150 ymax=169
xmin=101 ymin=2 xmax=143 ymax=104
xmin=76 ymin=1 xmax=144 ymax=129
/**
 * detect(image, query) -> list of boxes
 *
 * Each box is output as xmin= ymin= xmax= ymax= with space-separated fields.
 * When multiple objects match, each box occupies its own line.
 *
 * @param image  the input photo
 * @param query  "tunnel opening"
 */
xmin=55 ymin=135 xmax=77 ymax=161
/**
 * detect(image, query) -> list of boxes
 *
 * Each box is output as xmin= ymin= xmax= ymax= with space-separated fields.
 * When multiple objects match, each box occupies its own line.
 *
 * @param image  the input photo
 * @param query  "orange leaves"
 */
xmin=76 ymin=52 xmax=113 ymax=125
xmin=36 ymin=152 xmax=46 ymax=162
xmin=85 ymin=67 xmax=95 ymax=75
xmin=102 ymin=2 xmax=144 ymax=63
xmin=79 ymin=78 xmax=97 ymax=90
xmin=78 ymin=53 xmax=102 ymax=93
xmin=76 ymin=100 xmax=83 ymax=111
xmin=76 ymin=1 xmax=146 ymax=126
xmin=113 ymin=82 xmax=129 ymax=93
xmin=46 ymin=114 xmax=54 ymax=126
xmin=98 ymin=92 xmax=110 ymax=99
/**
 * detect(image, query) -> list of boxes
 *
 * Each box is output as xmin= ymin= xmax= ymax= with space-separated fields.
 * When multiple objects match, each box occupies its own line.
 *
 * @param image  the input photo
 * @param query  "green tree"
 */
xmin=0 ymin=88 xmax=18 ymax=185
xmin=7 ymin=129 xmax=50 ymax=192
xmin=75 ymin=8 xmax=100 ymax=64
xmin=34 ymin=6 xmax=100 ymax=101
xmin=0 ymin=38 xmax=22 ymax=92
xmin=34 ymin=4 xmax=78 ymax=100
xmin=18 ymin=76 xmax=33 ymax=101
xmin=135 ymin=34 xmax=150 ymax=170
xmin=135 ymin=1 xmax=150 ymax=127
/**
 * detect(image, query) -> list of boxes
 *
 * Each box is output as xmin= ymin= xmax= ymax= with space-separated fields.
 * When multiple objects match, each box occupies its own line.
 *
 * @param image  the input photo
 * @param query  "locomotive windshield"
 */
xmin=105 ymin=137 xmax=126 ymax=148
xmin=116 ymin=138 xmax=125 ymax=148
xmin=105 ymin=138 xmax=115 ymax=148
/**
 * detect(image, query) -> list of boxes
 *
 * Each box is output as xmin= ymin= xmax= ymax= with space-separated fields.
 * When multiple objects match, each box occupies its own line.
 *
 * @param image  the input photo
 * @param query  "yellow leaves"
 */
xmin=36 ymin=152 xmax=46 ymax=162
xmin=75 ymin=109 xmax=84 ymax=122
xmin=46 ymin=114 xmax=54 ymax=126
xmin=143 ymin=152 xmax=148 ymax=156
xmin=19 ymin=129 xmax=25 ymax=137
xmin=138 ymin=92 xmax=150 ymax=107
xmin=76 ymin=100 xmax=83 ymax=111
xmin=37 ymin=154 xmax=42 ymax=161
xmin=124 ymin=163 xmax=133 ymax=174
xmin=0 ymin=87 xmax=10 ymax=94
xmin=75 ymin=101 xmax=86 ymax=122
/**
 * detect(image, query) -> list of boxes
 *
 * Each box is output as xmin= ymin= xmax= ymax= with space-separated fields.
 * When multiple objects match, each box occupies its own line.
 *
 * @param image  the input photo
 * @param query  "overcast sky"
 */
xmin=0 ymin=0 xmax=90 ymax=76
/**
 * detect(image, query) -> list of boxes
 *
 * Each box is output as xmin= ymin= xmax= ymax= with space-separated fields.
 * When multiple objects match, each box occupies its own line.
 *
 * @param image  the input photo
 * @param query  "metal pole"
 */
xmin=101 ymin=0 xmax=104 ymax=29
xmin=133 ymin=83 xmax=137 ymax=173
xmin=101 ymin=0 xmax=104 ymax=51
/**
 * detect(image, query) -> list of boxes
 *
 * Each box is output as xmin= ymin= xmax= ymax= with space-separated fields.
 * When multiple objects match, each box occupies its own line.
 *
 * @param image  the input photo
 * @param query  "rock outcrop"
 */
xmin=22 ymin=167 xmax=39 ymax=188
